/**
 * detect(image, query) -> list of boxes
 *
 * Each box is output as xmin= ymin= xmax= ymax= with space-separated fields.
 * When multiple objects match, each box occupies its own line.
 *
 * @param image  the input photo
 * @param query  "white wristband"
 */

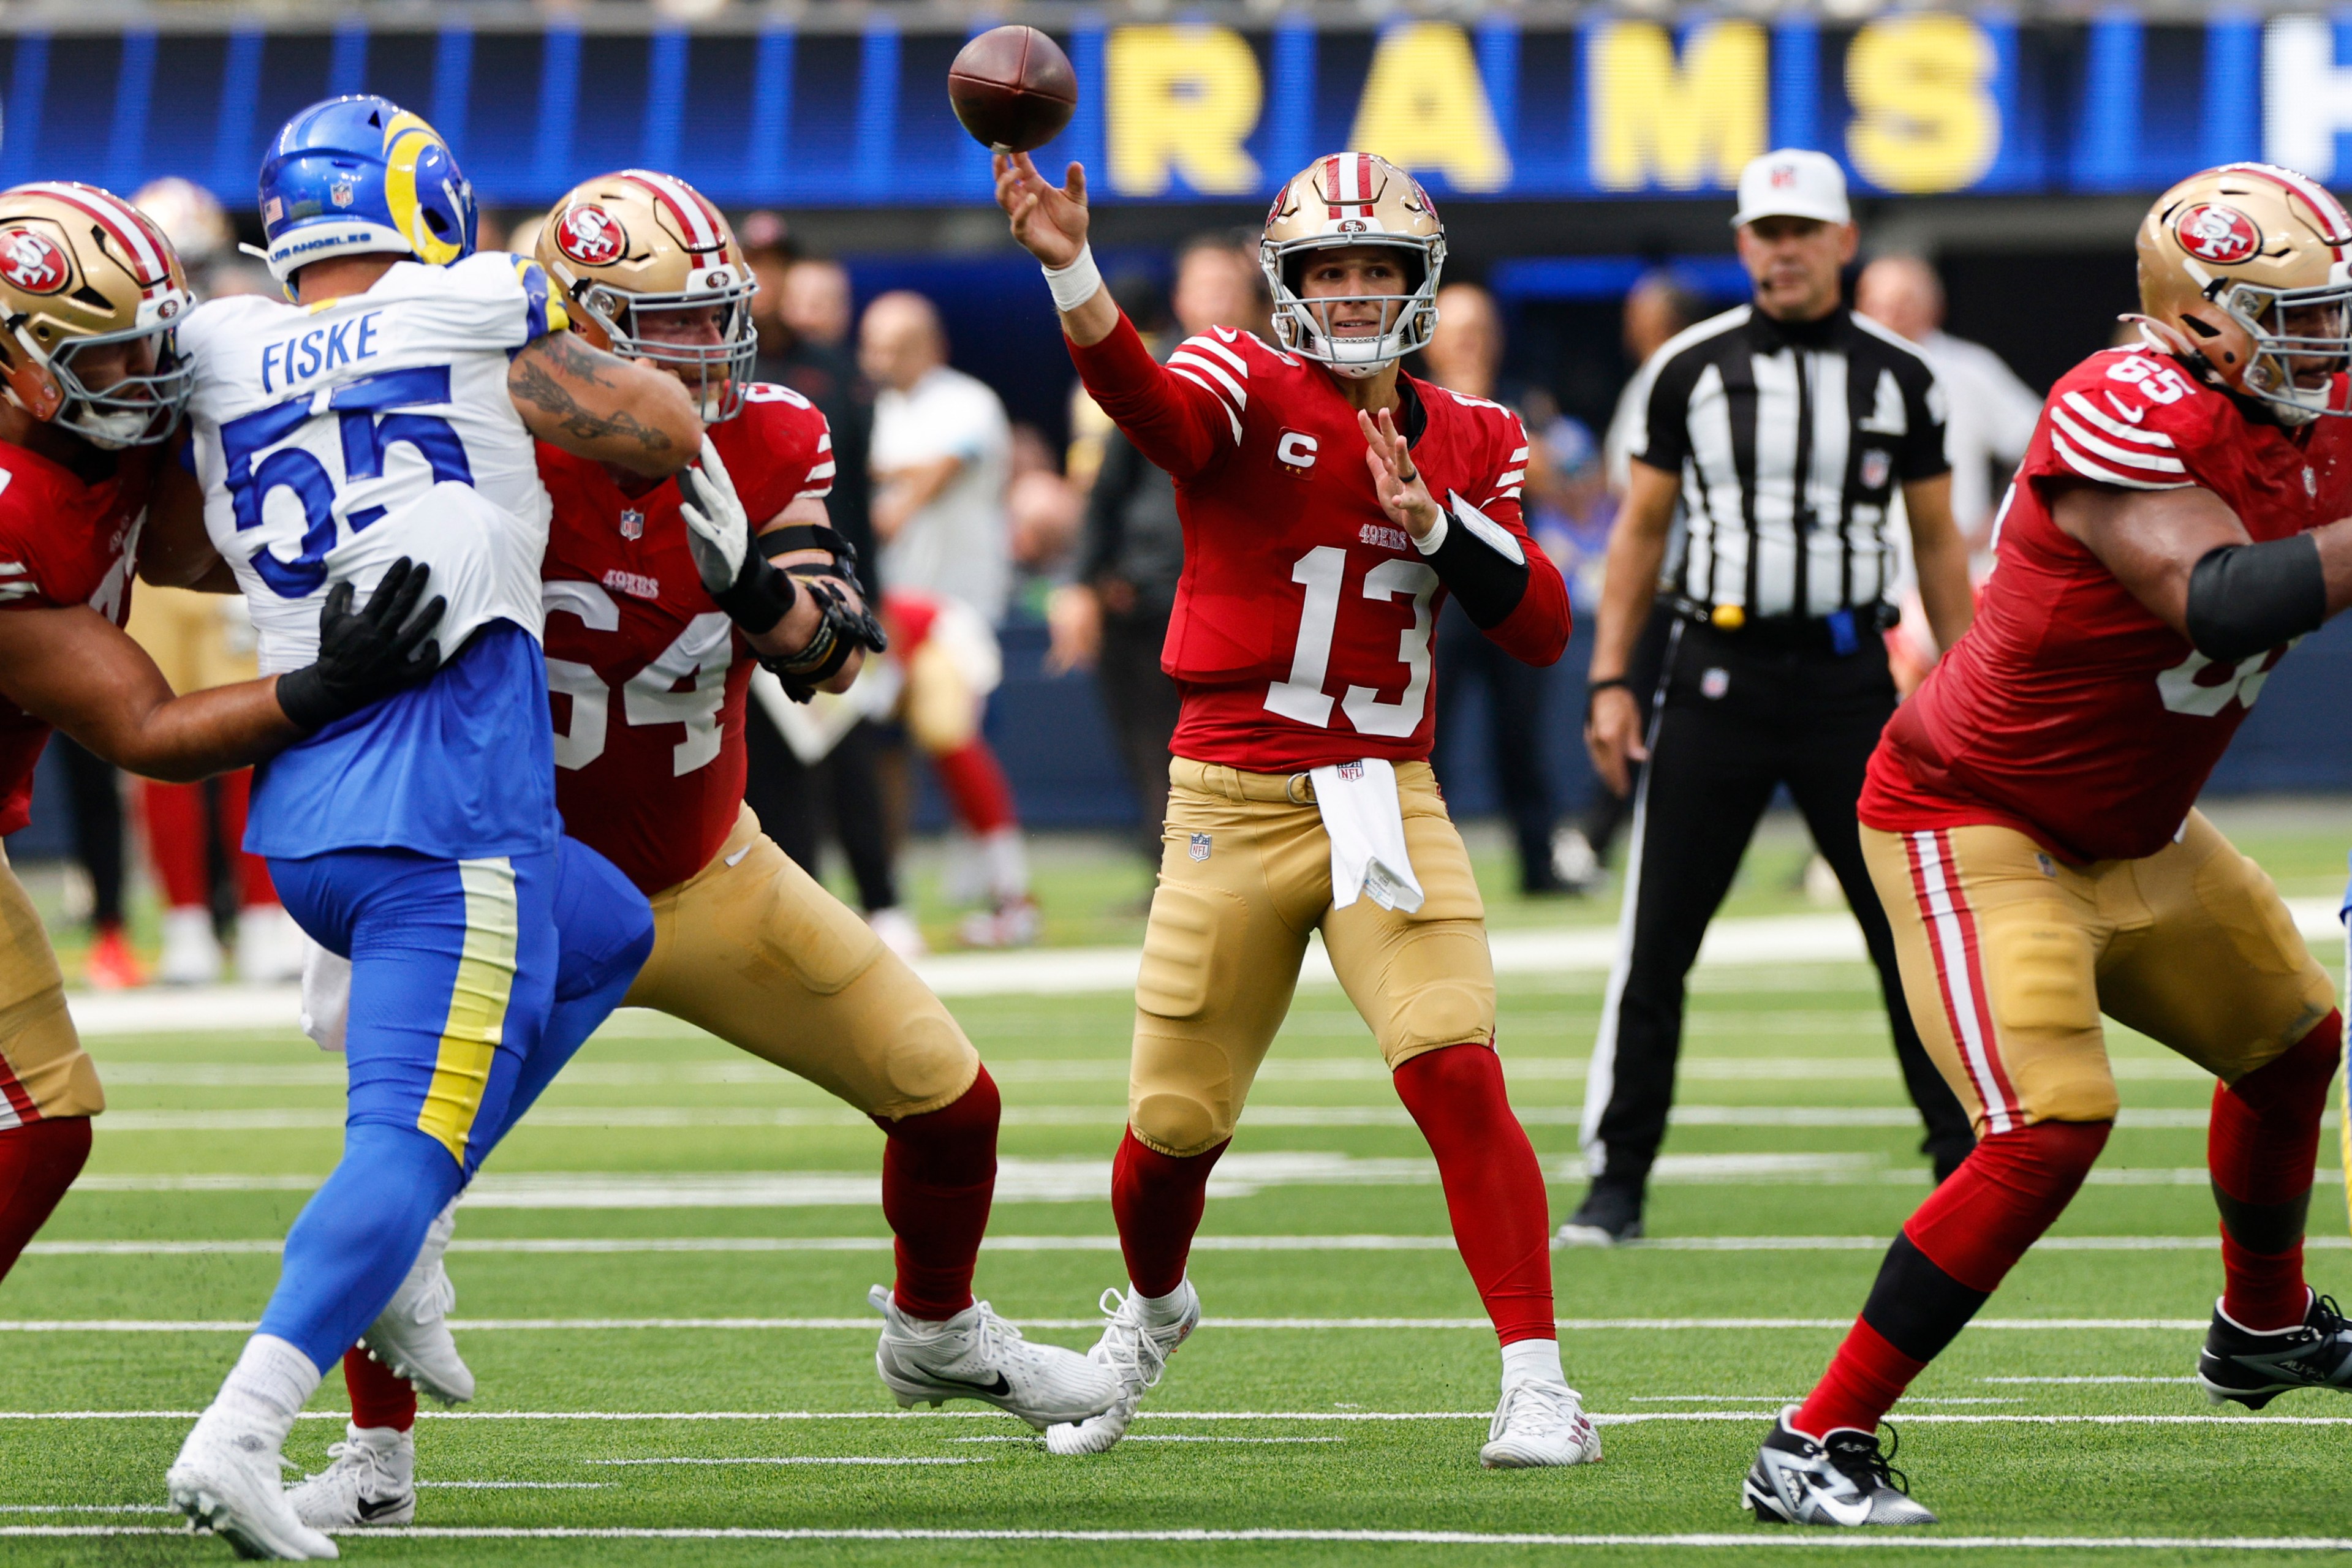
xmin=1043 ymin=244 xmax=1103 ymax=314
xmin=1412 ymin=510 xmax=1450 ymax=554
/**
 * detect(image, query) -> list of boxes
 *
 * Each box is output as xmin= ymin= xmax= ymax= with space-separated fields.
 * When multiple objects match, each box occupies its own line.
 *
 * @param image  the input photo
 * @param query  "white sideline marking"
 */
xmin=946 ymin=1435 xmax=1344 ymax=1445
xmin=64 ymin=897 xmax=2342 ymax=1030
xmin=27 ymin=1233 xmax=2352 ymax=1258
xmin=1985 ymin=1376 xmax=2198 ymax=1385
xmin=414 ymin=1482 xmax=610 ymax=1489
xmin=0 ymin=1504 xmax=170 ymax=1513
xmin=0 ymin=1315 xmax=2221 ymax=1333
xmin=583 ymin=1457 xmax=992 ymax=1466
xmin=10 ymin=1525 xmax=2352 ymax=1548
xmin=13 ymin=1408 xmax=2352 ymax=1428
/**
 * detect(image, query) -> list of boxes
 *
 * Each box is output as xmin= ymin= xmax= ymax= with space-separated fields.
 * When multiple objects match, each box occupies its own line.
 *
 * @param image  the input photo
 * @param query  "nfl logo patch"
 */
xmin=329 ymin=178 xmax=356 ymax=209
xmin=1189 ymin=833 xmax=1212 ymax=862
xmin=620 ymin=508 xmax=644 ymax=540
xmin=1860 ymin=449 xmax=1891 ymax=490
xmin=1338 ymin=760 xmax=1365 ymax=782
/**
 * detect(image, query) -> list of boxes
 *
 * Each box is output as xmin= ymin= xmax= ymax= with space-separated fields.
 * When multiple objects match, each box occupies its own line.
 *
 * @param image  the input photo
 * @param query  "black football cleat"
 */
xmin=2198 ymin=1291 xmax=2352 ymax=1409
xmin=1556 ymin=1181 xmax=1644 ymax=1248
xmin=1742 ymin=1408 xmax=1937 ymax=1528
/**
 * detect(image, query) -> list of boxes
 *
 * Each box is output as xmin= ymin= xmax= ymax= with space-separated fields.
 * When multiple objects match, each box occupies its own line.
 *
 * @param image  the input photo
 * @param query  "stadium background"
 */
xmin=6 ymin=4 xmax=2352 ymax=850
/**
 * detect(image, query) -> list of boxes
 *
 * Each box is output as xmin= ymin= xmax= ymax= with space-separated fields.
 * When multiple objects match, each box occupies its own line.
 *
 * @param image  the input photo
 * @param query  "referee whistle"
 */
xmin=1711 ymin=604 xmax=1745 ymax=631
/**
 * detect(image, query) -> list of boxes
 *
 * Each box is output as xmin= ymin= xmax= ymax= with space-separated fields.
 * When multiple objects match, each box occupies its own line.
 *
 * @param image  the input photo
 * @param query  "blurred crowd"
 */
xmin=33 ymin=179 xmax=2042 ymax=986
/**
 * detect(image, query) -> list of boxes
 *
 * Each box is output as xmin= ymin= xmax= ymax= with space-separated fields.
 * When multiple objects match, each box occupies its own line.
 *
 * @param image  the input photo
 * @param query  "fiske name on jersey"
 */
xmin=259 ymin=311 xmax=383 ymax=394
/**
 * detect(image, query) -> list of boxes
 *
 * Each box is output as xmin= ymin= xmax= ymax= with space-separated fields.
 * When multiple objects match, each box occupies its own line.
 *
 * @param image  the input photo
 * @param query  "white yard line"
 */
xmin=2 ymin=1407 xmax=2337 ymax=1427
xmin=582 ymin=1457 xmax=992 ymax=1466
xmin=0 ymin=1315 xmax=2222 ymax=1332
xmin=7 ymin=1525 xmax=2352 ymax=1548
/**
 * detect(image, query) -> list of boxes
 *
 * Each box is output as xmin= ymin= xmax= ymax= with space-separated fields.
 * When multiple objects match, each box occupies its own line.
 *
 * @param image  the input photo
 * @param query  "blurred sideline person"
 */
xmin=738 ymin=228 xmax=915 ymax=956
xmin=1572 ymin=151 xmax=1978 ymax=1248
xmin=1565 ymin=272 xmax=1705 ymax=888
xmin=1421 ymin=281 xmax=1571 ymax=895
xmin=861 ymin=290 xmax=1038 ymax=947
xmin=1002 ymin=148 xmax=1594 ymax=1469
xmin=1051 ymin=236 xmax=1263 ymax=872
xmin=1856 ymin=255 xmax=2043 ymax=693
xmin=293 ymin=170 xmax=1113 ymax=1532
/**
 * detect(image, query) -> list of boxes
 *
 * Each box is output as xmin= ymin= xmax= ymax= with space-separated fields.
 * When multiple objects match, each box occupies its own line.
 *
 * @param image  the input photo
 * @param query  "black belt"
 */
xmin=1669 ymin=599 xmax=1897 ymax=655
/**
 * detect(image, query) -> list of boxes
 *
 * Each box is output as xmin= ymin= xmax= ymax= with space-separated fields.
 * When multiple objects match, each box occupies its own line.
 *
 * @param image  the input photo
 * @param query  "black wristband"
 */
xmin=1583 ymin=676 xmax=1633 ymax=722
xmin=711 ymin=557 xmax=798 ymax=637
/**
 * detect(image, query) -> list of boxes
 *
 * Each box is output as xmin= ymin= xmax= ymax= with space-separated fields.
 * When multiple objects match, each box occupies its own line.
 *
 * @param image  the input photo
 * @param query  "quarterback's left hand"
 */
xmin=1359 ymin=407 xmax=1443 ymax=540
xmin=676 ymin=436 xmax=750 ymax=595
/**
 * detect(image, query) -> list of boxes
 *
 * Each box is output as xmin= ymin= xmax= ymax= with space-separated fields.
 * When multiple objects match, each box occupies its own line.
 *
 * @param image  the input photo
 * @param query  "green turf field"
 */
xmin=7 ymin=806 xmax=2352 ymax=1565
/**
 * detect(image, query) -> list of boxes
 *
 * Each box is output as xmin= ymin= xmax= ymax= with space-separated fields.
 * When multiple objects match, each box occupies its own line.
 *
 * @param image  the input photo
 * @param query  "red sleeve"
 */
xmin=1065 ymin=314 xmax=1233 ymax=483
xmin=1469 ymin=408 xmax=1572 ymax=666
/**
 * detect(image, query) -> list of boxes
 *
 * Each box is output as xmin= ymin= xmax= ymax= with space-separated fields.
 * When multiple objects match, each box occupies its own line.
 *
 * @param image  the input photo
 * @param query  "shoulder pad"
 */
xmin=2040 ymin=350 xmax=2217 ymax=491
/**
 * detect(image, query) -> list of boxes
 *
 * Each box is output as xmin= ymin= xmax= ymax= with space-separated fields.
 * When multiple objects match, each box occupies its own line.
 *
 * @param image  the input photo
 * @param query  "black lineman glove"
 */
xmin=677 ymin=437 xmax=797 ymax=636
xmin=276 ymin=558 xmax=447 ymax=732
xmin=762 ymin=576 xmax=890 ymax=703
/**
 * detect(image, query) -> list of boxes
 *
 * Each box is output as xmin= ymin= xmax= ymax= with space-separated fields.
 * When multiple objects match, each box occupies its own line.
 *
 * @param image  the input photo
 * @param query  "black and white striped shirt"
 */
xmin=1627 ymin=304 xmax=1949 ymax=620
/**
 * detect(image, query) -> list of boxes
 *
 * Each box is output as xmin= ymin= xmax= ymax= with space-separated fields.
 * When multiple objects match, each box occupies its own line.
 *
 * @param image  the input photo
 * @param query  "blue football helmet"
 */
xmin=257 ymin=96 xmax=475 ymax=293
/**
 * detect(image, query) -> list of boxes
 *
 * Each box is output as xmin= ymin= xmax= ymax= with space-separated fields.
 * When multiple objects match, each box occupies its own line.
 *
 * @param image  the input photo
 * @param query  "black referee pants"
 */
xmin=1579 ymin=619 xmax=1976 ymax=1207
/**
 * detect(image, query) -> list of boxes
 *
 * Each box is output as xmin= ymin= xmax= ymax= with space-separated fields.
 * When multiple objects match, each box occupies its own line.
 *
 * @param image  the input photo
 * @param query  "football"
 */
xmin=947 ymin=25 xmax=1077 ymax=154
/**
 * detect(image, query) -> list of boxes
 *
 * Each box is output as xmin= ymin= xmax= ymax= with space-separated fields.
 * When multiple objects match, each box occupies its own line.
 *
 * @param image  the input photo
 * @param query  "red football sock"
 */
xmin=2210 ymin=1012 xmax=2340 ymax=1331
xmin=931 ymin=741 xmax=1018 ymax=835
xmin=0 ymin=1117 xmax=92 ymax=1286
xmin=1111 ymin=1129 xmax=1226 ymax=1298
xmin=1392 ymin=1043 xmax=1556 ymax=1345
xmin=342 ymin=1346 xmax=418 ymax=1433
xmin=217 ymin=771 xmax=278 ymax=908
xmin=1794 ymin=1118 xmax=2108 ymax=1439
xmin=872 ymin=1066 xmax=1000 ymax=1321
xmin=140 ymin=780 xmax=211 ymax=910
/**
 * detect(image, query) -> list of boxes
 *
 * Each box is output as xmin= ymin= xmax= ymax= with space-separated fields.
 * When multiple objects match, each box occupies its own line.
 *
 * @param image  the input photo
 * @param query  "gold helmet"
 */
xmin=537 ymin=169 xmax=757 ymax=423
xmin=0 ymin=181 xmax=193 ymax=448
xmin=1261 ymin=153 xmax=1445 ymax=379
xmin=2136 ymin=162 xmax=2352 ymax=425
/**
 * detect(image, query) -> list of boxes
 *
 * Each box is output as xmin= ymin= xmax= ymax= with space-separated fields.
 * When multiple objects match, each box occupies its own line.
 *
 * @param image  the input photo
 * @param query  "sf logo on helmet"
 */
xmin=557 ymin=205 xmax=626 ymax=268
xmin=0 ymin=230 xmax=68 ymax=295
xmin=2176 ymin=203 xmax=2261 ymax=265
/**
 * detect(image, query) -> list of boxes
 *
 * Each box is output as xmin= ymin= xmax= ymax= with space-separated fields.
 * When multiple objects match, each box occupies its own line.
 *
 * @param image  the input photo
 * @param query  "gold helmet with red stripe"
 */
xmin=0 ymin=181 xmax=194 ymax=448
xmin=1261 ymin=153 xmax=1446 ymax=379
xmin=536 ymin=168 xmax=757 ymax=423
xmin=2135 ymin=162 xmax=2352 ymax=425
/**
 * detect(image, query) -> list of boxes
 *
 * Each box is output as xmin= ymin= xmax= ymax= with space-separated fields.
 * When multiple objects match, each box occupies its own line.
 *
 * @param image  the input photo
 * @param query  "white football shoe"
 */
xmin=158 ymin=907 xmax=224 ymax=986
xmin=1045 ymin=1281 xmax=1201 ymax=1457
xmin=287 ymin=1424 xmax=415 ymax=1529
xmin=1480 ymin=1379 xmax=1603 ymax=1468
xmin=868 ymin=1285 xmax=1121 ymax=1430
xmin=357 ymin=1199 xmax=473 ymax=1405
xmin=167 ymin=1406 xmax=339 ymax=1560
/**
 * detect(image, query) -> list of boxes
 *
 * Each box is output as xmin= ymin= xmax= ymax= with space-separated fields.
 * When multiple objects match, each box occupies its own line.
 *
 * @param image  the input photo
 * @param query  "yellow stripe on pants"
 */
xmin=417 ymin=858 xmax=520 ymax=1166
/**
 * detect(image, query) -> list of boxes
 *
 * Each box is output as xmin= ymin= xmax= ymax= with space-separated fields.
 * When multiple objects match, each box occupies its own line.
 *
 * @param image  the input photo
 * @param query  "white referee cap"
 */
xmin=1731 ymin=149 xmax=1851 ymax=228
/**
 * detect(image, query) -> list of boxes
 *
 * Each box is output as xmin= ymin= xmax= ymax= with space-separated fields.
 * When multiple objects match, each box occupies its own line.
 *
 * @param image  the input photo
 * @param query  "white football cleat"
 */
xmin=1045 ymin=1282 xmax=1201 ymax=1457
xmin=158 ymin=906 xmax=224 ymax=986
xmin=868 ymin=1285 xmax=1121 ymax=1430
xmin=357 ymin=1199 xmax=473 ymax=1405
xmin=287 ymin=1423 xmax=415 ymax=1529
xmin=167 ymin=1406 xmax=339 ymax=1560
xmin=1480 ymin=1379 xmax=1603 ymax=1468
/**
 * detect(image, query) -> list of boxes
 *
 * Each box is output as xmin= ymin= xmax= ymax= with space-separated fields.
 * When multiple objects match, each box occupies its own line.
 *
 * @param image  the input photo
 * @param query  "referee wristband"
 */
xmin=1584 ymin=676 xmax=1633 ymax=720
xmin=1043 ymin=245 xmax=1103 ymax=314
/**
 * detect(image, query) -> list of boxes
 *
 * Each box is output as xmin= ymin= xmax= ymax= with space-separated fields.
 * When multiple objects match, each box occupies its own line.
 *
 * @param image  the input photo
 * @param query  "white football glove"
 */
xmin=676 ymin=435 xmax=750 ymax=595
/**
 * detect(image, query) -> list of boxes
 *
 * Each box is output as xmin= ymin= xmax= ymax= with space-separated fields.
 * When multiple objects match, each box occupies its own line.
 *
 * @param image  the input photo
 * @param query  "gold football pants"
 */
xmin=624 ymin=805 xmax=979 ymax=1119
xmin=1127 ymin=758 xmax=1496 ymax=1157
xmin=1862 ymin=812 xmax=2334 ymax=1134
xmin=0 ymin=846 xmax=97 ymax=1124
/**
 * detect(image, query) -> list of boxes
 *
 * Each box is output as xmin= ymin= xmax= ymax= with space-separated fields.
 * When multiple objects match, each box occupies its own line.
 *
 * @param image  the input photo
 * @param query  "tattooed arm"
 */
xmin=506 ymin=330 xmax=703 ymax=477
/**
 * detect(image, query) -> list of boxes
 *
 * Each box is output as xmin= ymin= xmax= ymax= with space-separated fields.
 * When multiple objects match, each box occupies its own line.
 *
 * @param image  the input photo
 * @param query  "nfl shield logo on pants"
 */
xmin=1189 ymin=833 xmax=1212 ymax=862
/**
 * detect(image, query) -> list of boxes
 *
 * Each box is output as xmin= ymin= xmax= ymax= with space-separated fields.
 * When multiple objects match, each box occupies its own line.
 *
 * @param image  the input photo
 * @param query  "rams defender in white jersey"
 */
xmin=158 ymin=97 xmax=718 ymax=1559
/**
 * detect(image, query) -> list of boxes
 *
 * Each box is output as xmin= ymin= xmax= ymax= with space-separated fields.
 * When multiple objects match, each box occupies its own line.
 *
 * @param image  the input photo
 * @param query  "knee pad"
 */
xmin=1129 ymin=1021 xmax=1239 ymax=1156
xmin=904 ymin=643 xmax=980 ymax=753
xmin=1129 ymin=1088 xmax=1230 ymax=1159
xmin=1375 ymin=921 xmax=1496 ymax=1065
xmin=2228 ymin=1009 xmax=2342 ymax=1110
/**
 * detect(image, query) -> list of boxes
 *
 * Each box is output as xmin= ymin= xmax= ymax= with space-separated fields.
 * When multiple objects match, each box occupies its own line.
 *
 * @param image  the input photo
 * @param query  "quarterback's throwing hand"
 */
xmin=676 ymin=435 xmax=751 ymax=595
xmin=996 ymin=152 xmax=1089 ymax=268
xmin=1359 ymin=406 xmax=1442 ymax=540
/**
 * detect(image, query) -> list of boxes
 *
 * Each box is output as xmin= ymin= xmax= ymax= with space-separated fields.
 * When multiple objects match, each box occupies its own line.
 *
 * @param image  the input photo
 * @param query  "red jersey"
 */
xmin=1068 ymin=316 xmax=1570 ymax=772
xmin=539 ymin=384 xmax=833 ymax=895
xmin=1863 ymin=346 xmax=2352 ymax=863
xmin=0 ymin=443 xmax=151 ymax=837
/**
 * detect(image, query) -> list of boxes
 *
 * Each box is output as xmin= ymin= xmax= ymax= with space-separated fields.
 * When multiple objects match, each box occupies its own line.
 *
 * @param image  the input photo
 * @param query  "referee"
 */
xmin=1566 ymin=150 xmax=1979 ymax=1246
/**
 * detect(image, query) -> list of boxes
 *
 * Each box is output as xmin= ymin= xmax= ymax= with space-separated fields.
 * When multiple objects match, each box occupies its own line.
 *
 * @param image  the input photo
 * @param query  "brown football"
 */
xmin=948 ymin=25 xmax=1077 ymax=154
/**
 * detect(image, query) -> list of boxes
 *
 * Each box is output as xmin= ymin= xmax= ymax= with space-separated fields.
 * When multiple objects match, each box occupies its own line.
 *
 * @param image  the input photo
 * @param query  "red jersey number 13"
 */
xmin=1262 ymin=545 xmax=1439 ymax=737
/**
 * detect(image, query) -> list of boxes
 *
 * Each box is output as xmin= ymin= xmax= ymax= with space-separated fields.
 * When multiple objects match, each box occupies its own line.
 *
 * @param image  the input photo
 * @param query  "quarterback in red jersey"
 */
xmin=1747 ymin=164 xmax=2352 ymax=1528
xmin=999 ymin=150 xmax=1587 ymax=1468
xmin=0 ymin=181 xmax=445 ymax=1291
xmin=296 ymin=168 xmax=1117 ymax=1533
